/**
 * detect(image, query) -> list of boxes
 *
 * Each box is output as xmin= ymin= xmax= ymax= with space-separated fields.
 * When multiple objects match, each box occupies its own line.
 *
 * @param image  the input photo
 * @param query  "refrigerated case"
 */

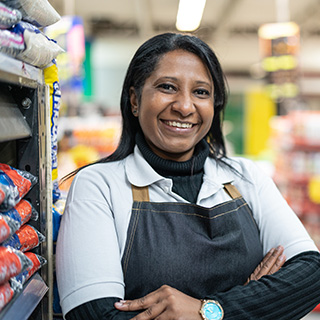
xmin=0 ymin=53 xmax=53 ymax=319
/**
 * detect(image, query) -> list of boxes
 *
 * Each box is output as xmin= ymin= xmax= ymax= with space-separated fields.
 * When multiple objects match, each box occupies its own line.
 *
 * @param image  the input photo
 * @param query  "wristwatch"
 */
xmin=199 ymin=299 xmax=224 ymax=320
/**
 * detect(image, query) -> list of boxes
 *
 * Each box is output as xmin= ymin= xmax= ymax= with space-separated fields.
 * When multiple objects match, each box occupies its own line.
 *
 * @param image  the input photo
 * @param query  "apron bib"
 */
xmin=121 ymin=183 xmax=263 ymax=299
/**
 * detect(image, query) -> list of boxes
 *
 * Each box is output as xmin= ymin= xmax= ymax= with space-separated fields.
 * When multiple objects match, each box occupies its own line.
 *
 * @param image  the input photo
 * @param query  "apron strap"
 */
xmin=223 ymin=183 xmax=242 ymax=199
xmin=131 ymin=183 xmax=241 ymax=202
xmin=131 ymin=185 xmax=150 ymax=202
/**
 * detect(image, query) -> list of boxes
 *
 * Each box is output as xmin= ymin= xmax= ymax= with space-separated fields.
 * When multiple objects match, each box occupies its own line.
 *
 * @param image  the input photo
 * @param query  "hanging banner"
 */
xmin=45 ymin=16 xmax=85 ymax=92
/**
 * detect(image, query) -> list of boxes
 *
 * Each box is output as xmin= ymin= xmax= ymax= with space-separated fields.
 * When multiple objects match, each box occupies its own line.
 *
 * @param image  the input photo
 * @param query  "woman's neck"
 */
xmin=135 ymin=132 xmax=209 ymax=177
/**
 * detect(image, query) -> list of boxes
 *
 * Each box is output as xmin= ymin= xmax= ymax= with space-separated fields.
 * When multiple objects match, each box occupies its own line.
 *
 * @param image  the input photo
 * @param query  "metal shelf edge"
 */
xmin=0 ymin=273 xmax=49 ymax=320
xmin=0 ymin=53 xmax=43 ymax=87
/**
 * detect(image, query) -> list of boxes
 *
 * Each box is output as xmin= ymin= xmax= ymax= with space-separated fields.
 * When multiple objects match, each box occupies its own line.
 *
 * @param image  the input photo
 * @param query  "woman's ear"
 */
xmin=129 ymin=87 xmax=139 ymax=117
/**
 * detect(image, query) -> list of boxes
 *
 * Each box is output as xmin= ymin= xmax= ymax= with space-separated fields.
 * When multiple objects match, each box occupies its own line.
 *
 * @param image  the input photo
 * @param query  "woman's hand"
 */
xmin=115 ymin=285 xmax=202 ymax=320
xmin=245 ymin=245 xmax=286 ymax=285
xmin=115 ymin=246 xmax=286 ymax=318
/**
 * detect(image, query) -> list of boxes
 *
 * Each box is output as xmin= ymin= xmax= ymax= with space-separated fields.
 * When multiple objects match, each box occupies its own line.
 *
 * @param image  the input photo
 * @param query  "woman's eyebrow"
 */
xmin=195 ymin=80 xmax=212 ymax=87
xmin=156 ymin=77 xmax=211 ymax=86
xmin=156 ymin=76 xmax=178 ymax=81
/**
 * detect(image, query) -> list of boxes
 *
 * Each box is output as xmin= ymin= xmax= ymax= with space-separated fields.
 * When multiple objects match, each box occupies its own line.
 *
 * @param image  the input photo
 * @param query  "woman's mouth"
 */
xmin=163 ymin=120 xmax=194 ymax=128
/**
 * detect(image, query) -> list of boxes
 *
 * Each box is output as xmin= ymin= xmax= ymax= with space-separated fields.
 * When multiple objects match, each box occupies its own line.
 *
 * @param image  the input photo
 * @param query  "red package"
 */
xmin=13 ymin=200 xmax=34 ymax=225
xmin=13 ymin=252 xmax=47 ymax=285
xmin=0 ymin=282 xmax=14 ymax=312
xmin=1 ymin=199 xmax=38 ymax=228
xmin=0 ymin=164 xmax=37 ymax=212
xmin=0 ymin=246 xmax=31 ymax=285
xmin=2 ymin=224 xmax=45 ymax=252
xmin=0 ymin=164 xmax=31 ymax=199
xmin=25 ymin=252 xmax=43 ymax=274
xmin=0 ymin=216 xmax=11 ymax=244
xmin=0 ymin=215 xmax=19 ymax=244
xmin=0 ymin=188 xmax=4 ymax=205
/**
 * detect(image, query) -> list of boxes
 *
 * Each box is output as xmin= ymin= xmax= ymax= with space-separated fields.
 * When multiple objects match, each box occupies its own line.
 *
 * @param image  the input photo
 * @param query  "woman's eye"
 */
xmin=195 ymin=89 xmax=210 ymax=96
xmin=158 ymin=83 xmax=176 ymax=91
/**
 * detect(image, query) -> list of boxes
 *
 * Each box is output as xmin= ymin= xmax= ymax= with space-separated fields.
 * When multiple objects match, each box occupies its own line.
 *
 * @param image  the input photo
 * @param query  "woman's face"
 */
xmin=130 ymin=49 xmax=214 ymax=162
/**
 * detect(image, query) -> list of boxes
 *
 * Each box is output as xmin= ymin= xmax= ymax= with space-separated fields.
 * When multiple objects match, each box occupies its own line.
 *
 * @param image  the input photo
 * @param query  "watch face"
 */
xmin=203 ymin=301 xmax=223 ymax=320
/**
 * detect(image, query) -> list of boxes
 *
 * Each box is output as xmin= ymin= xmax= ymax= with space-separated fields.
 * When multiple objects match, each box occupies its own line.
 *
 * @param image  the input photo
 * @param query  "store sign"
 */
xmin=258 ymin=22 xmax=300 ymax=101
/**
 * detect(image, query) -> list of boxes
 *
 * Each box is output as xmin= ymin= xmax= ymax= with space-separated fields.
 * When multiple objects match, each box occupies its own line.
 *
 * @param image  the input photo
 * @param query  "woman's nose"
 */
xmin=171 ymin=92 xmax=195 ymax=116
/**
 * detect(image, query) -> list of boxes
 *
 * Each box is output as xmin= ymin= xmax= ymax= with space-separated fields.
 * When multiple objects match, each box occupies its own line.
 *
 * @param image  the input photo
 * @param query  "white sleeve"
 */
xmin=55 ymin=168 xmax=125 ymax=316
xmin=240 ymin=159 xmax=319 ymax=259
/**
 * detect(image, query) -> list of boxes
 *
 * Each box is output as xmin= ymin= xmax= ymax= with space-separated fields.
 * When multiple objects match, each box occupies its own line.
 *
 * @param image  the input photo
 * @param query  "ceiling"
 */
xmin=49 ymin=0 xmax=320 ymax=74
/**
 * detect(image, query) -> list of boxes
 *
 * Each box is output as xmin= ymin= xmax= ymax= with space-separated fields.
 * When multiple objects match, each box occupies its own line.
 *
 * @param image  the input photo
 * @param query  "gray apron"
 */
xmin=121 ymin=183 xmax=263 ymax=300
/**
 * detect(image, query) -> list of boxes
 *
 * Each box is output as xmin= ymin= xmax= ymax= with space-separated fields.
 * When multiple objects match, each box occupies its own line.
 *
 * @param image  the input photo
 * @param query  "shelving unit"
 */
xmin=271 ymin=111 xmax=320 ymax=249
xmin=0 ymin=53 xmax=53 ymax=320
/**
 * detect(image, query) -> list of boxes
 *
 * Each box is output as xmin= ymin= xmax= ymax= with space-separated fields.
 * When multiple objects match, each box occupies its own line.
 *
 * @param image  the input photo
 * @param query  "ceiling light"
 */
xmin=258 ymin=22 xmax=299 ymax=39
xmin=176 ymin=0 xmax=206 ymax=32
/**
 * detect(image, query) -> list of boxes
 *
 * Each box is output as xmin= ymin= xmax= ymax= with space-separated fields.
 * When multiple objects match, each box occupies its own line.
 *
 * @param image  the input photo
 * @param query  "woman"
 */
xmin=56 ymin=33 xmax=320 ymax=319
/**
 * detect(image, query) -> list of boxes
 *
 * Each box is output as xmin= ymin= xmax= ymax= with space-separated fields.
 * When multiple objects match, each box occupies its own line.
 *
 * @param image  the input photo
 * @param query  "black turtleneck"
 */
xmin=135 ymin=132 xmax=210 ymax=204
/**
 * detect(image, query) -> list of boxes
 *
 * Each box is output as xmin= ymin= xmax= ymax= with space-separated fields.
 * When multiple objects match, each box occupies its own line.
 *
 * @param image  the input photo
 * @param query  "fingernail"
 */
xmin=115 ymin=300 xmax=126 ymax=307
xmin=276 ymin=245 xmax=283 ymax=251
xmin=279 ymin=255 xmax=285 ymax=261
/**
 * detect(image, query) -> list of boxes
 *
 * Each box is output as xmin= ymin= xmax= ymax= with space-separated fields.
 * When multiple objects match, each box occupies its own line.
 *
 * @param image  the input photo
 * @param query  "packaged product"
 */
xmin=2 ymin=224 xmax=45 ymax=252
xmin=0 ymin=246 xmax=31 ymax=285
xmin=0 ymin=187 xmax=4 ymax=204
xmin=0 ymin=164 xmax=37 ymax=212
xmin=0 ymin=2 xmax=21 ymax=29
xmin=52 ymin=204 xmax=62 ymax=242
xmin=0 ymin=215 xmax=19 ymax=244
xmin=2 ymin=0 xmax=60 ymax=27
xmin=11 ymin=252 xmax=46 ymax=285
xmin=44 ymin=60 xmax=61 ymax=202
xmin=1 ymin=199 xmax=38 ymax=228
xmin=0 ymin=169 xmax=19 ymax=210
xmin=13 ymin=21 xmax=64 ymax=68
xmin=0 ymin=27 xmax=24 ymax=58
xmin=0 ymin=282 xmax=14 ymax=312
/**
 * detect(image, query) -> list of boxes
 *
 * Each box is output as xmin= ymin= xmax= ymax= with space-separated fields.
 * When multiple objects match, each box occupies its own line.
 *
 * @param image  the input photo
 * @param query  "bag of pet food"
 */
xmin=0 ymin=164 xmax=37 ymax=212
xmin=2 ymin=0 xmax=60 ymax=27
xmin=11 ymin=252 xmax=46 ymax=285
xmin=0 ymin=281 xmax=15 ymax=312
xmin=0 ymin=215 xmax=20 ymax=244
xmin=14 ymin=21 xmax=64 ymax=68
xmin=0 ymin=246 xmax=31 ymax=285
xmin=1 ymin=199 xmax=38 ymax=228
xmin=0 ymin=2 xmax=21 ymax=29
xmin=2 ymin=224 xmax=45 ymax=252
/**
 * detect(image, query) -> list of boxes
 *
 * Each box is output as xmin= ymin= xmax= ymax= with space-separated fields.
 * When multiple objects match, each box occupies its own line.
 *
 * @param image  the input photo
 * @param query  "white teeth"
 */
xmin=167 ymin=121 xmax=192 ymax=128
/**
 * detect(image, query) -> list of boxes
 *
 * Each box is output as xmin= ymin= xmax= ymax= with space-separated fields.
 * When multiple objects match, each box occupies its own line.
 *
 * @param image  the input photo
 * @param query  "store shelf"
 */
xmin=0 ymin=54 xmax=43 ymax=85
xmin=289 ymin=137 xmax=320 ymax=151
xmin=0 ymin=53 xmax=53 ymax=319
xmin=271 ymin=112 xmax=320 ymax=250
xmin=0 ymin=273 xmax=48 ymax=320
xmin=0 ymin=93 xmax=31 ymax=142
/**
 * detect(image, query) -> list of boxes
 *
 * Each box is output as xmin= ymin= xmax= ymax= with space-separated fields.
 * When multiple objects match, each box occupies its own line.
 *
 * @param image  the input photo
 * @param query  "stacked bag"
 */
xmin=0 ymin=0 xmax=63 ymax=68
xmin=0 ymin=0 xmax=63 ymax=203
xmin=0 ymin=164 xmax=47 ymax=311
xmin=1 ymin=0 xmax=64 ymax=313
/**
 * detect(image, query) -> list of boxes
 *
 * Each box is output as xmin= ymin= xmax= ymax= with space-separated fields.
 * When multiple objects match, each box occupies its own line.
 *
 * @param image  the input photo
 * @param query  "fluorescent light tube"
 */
xmin=176 ymin=0 xmax=206 ymax=31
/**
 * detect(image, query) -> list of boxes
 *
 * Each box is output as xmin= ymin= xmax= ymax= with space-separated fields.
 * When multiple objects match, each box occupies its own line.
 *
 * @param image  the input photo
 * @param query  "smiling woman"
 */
xmin=56 ymin=33 xmax=320 ymax=320
xmin=129 ymin=49 xmax=214 ymax=161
